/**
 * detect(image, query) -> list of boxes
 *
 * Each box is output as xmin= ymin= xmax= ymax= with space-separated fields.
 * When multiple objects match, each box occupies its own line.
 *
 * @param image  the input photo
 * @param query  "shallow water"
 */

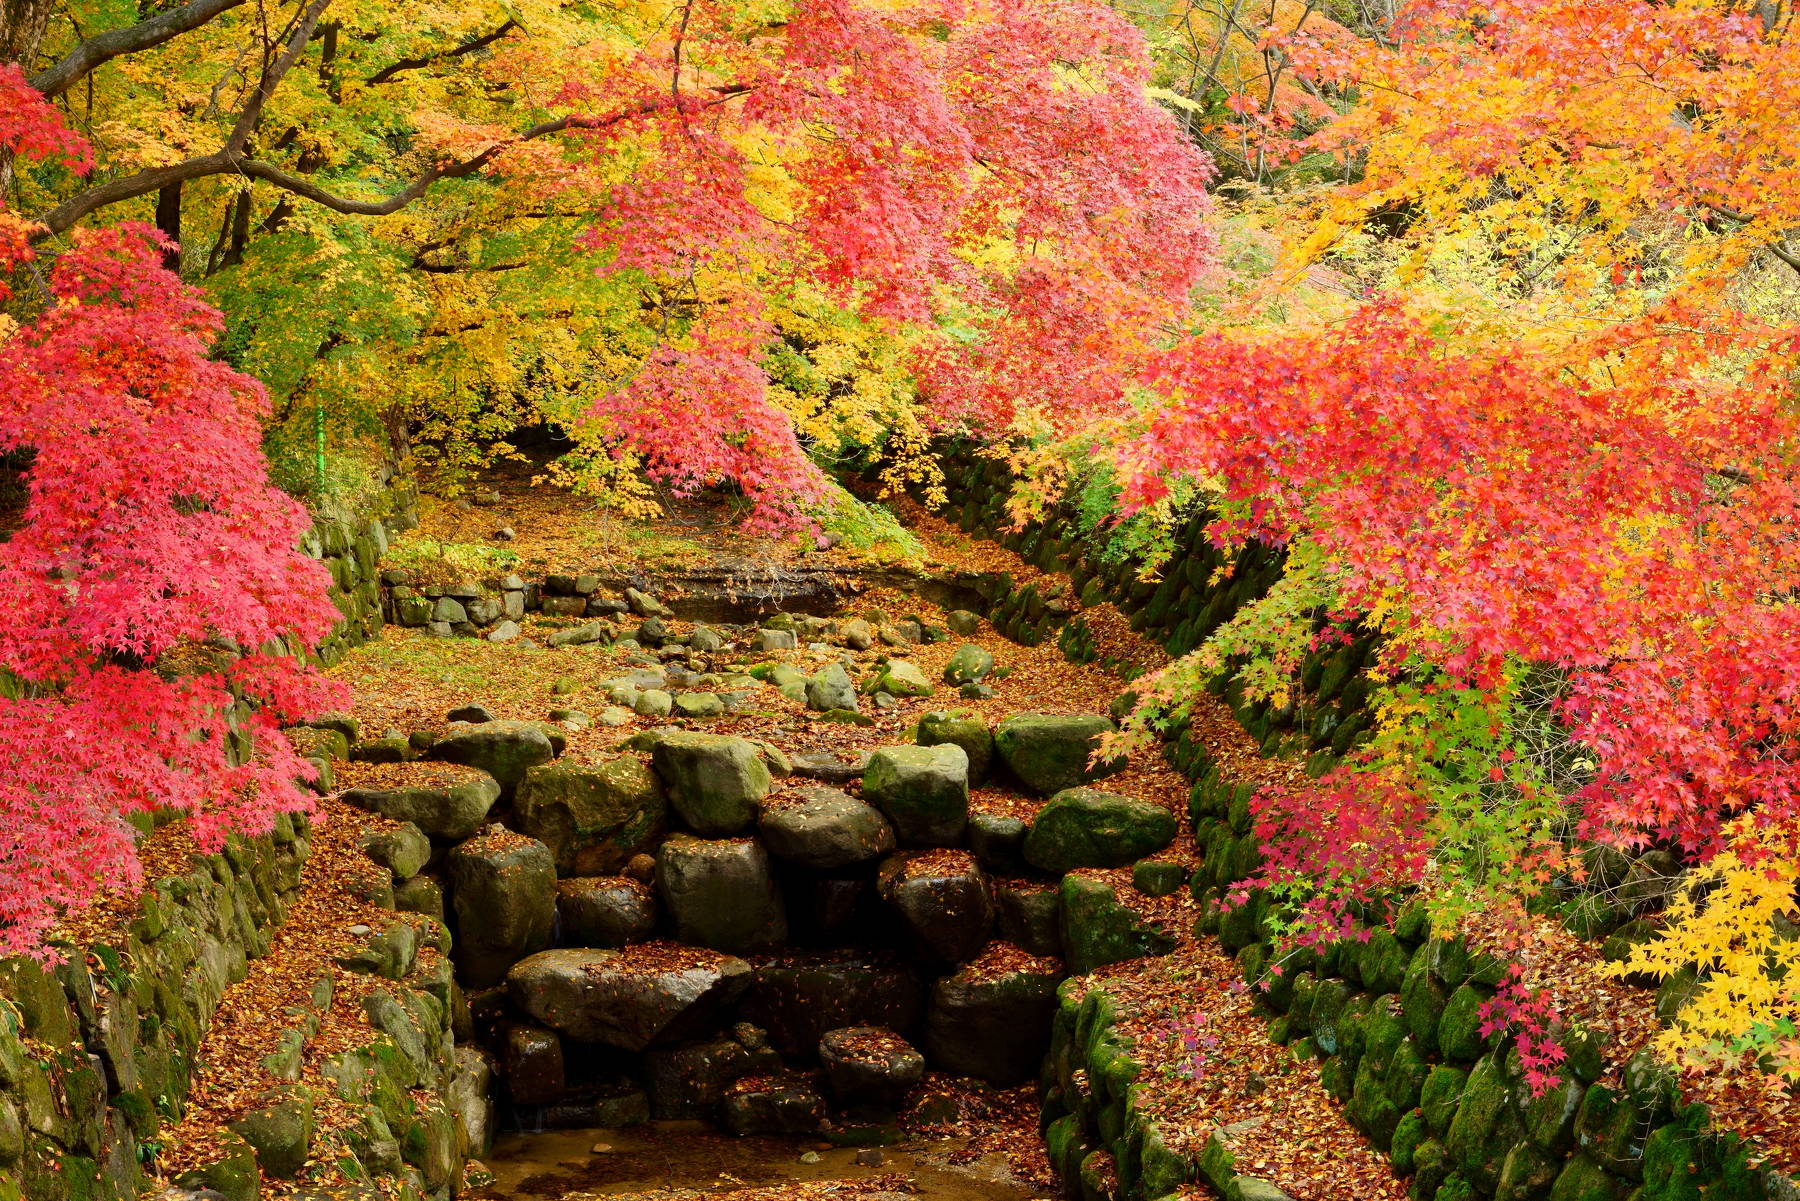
xmin=479 ymin=1121 xmax=1054 ymax=1199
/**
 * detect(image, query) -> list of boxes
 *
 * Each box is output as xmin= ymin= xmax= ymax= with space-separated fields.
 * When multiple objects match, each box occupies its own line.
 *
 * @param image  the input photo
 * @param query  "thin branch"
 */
xmin=31 ymin=95 xmax=749 ymax=238
xmin=366 ymin=19 xmax=518 ymax=85
xmin=227 ymin=0 xmax=334 ymax=154
xmin=29 ymin=0 xmax=250 ymax=99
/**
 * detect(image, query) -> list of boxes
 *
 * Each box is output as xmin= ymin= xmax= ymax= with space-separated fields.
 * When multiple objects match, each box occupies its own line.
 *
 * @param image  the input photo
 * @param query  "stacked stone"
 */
xmin=299 ymin=477 xmax=417 ymax=668
xmin=323 ymin=687 xmax=1188 ymax=1145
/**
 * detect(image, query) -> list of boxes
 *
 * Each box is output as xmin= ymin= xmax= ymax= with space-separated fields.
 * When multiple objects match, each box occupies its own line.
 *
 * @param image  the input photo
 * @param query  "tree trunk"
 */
xmin=154 ymin=182 xmax=183 ymax=273
xmin=0 ymin=0 xmax=53 ymax=194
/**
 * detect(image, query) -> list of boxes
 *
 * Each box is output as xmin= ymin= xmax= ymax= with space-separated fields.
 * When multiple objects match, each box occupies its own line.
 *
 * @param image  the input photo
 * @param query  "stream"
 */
xmin=479 ymin=1121 xmax=1056 ymax=1199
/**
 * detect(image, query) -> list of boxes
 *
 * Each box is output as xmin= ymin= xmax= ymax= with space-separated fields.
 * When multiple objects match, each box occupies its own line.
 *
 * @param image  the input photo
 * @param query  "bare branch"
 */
xmin=365 ymin=19 xmax=518 ymax=85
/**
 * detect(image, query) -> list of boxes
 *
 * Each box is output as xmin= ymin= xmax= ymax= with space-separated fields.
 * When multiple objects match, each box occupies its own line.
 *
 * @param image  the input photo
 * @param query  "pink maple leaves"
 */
xmin=0 ymin=75 xmax=341 ymax=958
xmin=563 ymin=0 xmax=1216 ymax=528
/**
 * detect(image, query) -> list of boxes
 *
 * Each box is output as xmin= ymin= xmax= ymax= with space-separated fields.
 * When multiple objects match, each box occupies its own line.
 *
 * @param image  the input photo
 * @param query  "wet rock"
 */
xmin=514 ymin=758 xmax=667 ymax=876
xmin=447 ymin=830 xmax=557 ymax=987
xmin=758 ymin=787 xmax=896 ymax=869
xmin=503 ymin=1023 xmax=565 ymax=1105
xmin=993 ymin=878 xmax=1063 ymax=958
xmin=646 ymin=1033 xmax=782 ymax=1119
xmin=993 ymin=713 xmax=1124 ymax=796
xmin=965 ymin=811 xmax=1028 ymax=873
xmin=721 ymin=1074 xmax=827 ymax=1136
xmin=432 ymin=720 xmax=557 ymax=790
xmin=916 ymin=710 xmax=993 ymax=786
xmin=556 ymin=878 xmax=657 ymax=947
xmin=506 ymin=945 xmax=753 ymax=1050
xmin=651 ymin=731 xmax=774 ymax=836
xmin=657 ymin=835 xmax=787 ymax=953
xmin=741 ymin=952 xmax=927 ymax=1056
xmin=820 ymin=1027 xmax=925 ymax=1106
xmin=942 ymin=644 xmax=995 ymax=685
xmin=924 ymin=948 xmax=1061 ymax=1084
xmin=1022 ymin=788 xmax=1177 ymax=874
xmin=863 ymin=744 xmax=970 ymax=846
xmin=878 ymin=850 xmax=993 ymax=963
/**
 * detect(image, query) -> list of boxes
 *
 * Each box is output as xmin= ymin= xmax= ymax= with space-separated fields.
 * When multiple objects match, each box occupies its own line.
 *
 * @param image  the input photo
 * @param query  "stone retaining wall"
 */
xmin=303 ymin=477 xmax=420 ymax=667
xmin=935 ymin=452 xmax=1800 ymax=1201
xmin=0 ymin=822 xmax=309 ymax=1200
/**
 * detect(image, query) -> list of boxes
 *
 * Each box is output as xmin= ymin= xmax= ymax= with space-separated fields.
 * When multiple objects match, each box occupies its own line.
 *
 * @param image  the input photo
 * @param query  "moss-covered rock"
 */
xmin=993 ymin=713 xmax=1124 ymax=796
xmin=650 ymin=732 xmax=773 ymax=837
xmin=916 ymin=710 xmax=994 ymax=785
xmin=1444 ymin=1054 xmax=1523 ymax=1194
xmin=1438 ymin=983 xmax=1491 ymax=1063
xmin=515 ymin=757 xmax=667 ymax=875
xmin=1422 ymin=1064 xmax=1468 ymax=1138
xmin=1548 ymin=1155 xmax=1630 ymax=1201
xmin=863 ymin=744 xmax=971 ymax=846
xmin=1060 ymin=875 xmax=1177 ymax=975
xmin=1023 ymin=788 xmax=1177 ymax=874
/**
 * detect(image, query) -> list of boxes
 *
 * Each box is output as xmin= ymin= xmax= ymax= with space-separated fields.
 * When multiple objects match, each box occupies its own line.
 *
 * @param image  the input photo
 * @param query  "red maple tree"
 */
xmin=0 ymin=65 xmax=343 ymax=958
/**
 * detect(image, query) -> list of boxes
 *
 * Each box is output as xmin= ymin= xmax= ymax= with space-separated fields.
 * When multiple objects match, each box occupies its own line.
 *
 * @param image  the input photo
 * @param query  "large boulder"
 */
xmin=862 ymin=744 xmax=970 ymax=846
xmin=916 ymin=710 xmax=993 ymax=786
xmin=650 ymin=732 xmax=773 ymax=836
xmin=657 ymin=835 xmax=787 ymax=953
xmin=342 ymin=764 xmax=501 ymax=840
xmin=556 ymin=877 xmax=657 ymax=947
xmin=758 ymin=787 xmax=895 ymax=870
xmin=820 ymin=1027 xmax=924 ymax=1106
xmin=514 ymin=757 xmax=667 ymax=876
xmin=431 ymin=720 xmax=557 ymax=790
xmin=447 ymin=830 xmax=557 ymax=987
xmin=506 ymin=944 xmax=753 ymax=1050
xmin=502 ymin=1023 xmax=565 ymax=1105
xmin=878 ymin=850 xmax=993 ymax=963
xmin=1022 ymin=788 xmax=1177 ymax=874
xmin=924 ymin=947 xmax=1062 ymax=1083
xmin=740 ymin=951 xmax=926 ymax=1056
xmin=993 ymin=713 xmax=1124 ymax=796
xmin=806 ymin=662 xmax=859 ymax=712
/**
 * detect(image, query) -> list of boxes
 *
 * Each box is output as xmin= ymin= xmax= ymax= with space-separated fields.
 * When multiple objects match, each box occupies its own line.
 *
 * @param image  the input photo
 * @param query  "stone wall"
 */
xmin=935 ymin=453 xmax=1800 ymax=1201
xmin=0 ymin=821 xmax=310 ymax=1201
xmin=303 ymin=476 xmax=420 ymax=667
